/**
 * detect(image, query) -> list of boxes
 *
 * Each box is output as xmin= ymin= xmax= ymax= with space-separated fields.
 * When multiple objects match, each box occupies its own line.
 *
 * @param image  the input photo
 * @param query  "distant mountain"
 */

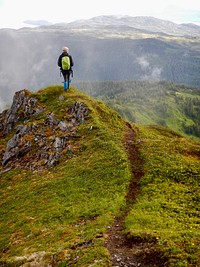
xmin=0 ymin=15 xmax=200 ymax=109
xmin=64 ymin=15 xmax=200 ymax=37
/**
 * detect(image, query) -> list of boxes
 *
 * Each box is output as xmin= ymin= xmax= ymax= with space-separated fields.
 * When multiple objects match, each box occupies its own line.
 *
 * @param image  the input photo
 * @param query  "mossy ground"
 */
xmin=125 ymin=125 xmax=200 ymax=266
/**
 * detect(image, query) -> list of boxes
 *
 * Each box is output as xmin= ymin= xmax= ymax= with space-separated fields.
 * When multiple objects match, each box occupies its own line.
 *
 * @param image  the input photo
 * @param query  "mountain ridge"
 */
xmin=42 ymin=15 xmax=200 ymax=37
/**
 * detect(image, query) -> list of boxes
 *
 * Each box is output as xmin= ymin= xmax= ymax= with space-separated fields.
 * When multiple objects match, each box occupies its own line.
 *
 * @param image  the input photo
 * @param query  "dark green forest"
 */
xmin=75 ymin=81 xmax=200 ymax=139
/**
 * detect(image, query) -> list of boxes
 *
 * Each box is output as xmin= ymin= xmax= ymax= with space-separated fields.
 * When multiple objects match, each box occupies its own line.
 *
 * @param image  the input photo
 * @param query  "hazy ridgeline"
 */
xmin=0 ymin=17 xmax=200 ymax=111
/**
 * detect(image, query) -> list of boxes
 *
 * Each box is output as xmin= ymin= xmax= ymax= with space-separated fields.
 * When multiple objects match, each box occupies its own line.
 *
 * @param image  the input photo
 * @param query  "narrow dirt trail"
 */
xmin=105 ymin=124 xmax=164 ymax=267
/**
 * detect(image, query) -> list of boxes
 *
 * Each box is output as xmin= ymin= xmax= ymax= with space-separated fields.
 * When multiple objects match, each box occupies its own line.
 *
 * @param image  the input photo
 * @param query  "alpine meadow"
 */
xmin=0 ymin=15 xmax=200 ymax=267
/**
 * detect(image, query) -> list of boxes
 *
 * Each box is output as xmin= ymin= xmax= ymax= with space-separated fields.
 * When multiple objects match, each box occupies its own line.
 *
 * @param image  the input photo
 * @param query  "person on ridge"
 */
xmin=57 ymin=46 xmax=74 ymax=91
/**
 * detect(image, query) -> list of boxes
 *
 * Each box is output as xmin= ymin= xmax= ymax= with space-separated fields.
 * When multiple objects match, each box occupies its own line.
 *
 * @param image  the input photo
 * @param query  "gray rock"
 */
xmin=0 ymin=90 xmax=43 ymax=136
xmin=1 ymin=94 xmax=89 ymax=171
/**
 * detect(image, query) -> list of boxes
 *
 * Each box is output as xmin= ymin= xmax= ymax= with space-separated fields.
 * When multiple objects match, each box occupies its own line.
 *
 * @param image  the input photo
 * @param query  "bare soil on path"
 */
xmin=105 ymin=124 xmax=166 ymax=267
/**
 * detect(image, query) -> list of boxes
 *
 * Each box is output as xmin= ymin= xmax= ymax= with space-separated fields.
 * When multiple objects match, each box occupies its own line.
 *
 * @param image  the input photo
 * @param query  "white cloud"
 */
xmin=137 ymin=57 xmax=150 ymax=70
xmin=137 ymin=56 xmax=163 ymax=81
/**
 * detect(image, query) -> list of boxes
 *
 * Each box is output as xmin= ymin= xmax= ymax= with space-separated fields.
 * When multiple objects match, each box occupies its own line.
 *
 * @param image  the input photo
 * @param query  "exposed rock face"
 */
xmin=0 ymin=90 xmax=44 ymax=136
xmin=0 ymin=90 xmax=89 ymax=171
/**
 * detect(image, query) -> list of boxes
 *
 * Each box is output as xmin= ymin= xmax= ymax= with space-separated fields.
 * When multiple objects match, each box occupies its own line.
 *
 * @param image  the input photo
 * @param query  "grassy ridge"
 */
xmin=0 ymin=86 xmax=199 ymax=266
xmin=0 ymin=86 xmax=131 ymax=266
xmin=125 ymin=125 xmax=200 ymax=266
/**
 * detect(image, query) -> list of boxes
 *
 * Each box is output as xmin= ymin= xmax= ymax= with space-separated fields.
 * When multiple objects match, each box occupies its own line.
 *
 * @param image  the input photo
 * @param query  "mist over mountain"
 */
xmin=0 ymin=15 xmax=200 ymax=110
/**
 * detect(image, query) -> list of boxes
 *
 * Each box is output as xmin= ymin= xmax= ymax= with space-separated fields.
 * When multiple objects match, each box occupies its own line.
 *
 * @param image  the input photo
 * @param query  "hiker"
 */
xmin=57 ymin=47 xmax=74 ymax=91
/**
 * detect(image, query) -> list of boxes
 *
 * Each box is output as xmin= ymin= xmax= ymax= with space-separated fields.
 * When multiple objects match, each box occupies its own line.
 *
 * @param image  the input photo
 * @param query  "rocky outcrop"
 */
xmin=0 ymin=90 xmax=44 ymax=136
xmin=0 ymin=90 xmax=89 ymax=171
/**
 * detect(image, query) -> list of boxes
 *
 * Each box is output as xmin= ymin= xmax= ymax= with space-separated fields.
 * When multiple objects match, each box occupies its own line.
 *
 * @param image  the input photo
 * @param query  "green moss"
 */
xmin=125 ymin=124 xmax=200 ymax=266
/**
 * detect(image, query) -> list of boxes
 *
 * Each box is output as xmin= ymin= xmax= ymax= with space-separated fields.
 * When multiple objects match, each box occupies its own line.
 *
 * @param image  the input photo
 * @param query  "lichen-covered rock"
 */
xmin=0 ymin=89 xmax=89 ymax=171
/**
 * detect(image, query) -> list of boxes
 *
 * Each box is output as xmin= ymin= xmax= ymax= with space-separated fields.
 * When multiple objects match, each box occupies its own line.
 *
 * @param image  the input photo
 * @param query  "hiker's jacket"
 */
xmin=57 ymin=52 xmax=74 ymax=71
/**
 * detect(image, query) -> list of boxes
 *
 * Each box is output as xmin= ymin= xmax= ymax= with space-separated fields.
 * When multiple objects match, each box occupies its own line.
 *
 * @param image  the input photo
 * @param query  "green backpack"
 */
xmin=61 ymin=56 xmax=70 ymax=70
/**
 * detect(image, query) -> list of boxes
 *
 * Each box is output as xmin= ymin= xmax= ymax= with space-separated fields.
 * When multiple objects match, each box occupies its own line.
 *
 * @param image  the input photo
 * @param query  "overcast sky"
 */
xmin=0 ymin=0 xmax=200 ymax=28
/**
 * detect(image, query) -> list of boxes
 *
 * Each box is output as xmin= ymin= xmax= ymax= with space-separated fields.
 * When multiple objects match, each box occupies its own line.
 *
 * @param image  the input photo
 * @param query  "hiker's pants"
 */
xmin=61 ymin=70 xmax=71 ymax=82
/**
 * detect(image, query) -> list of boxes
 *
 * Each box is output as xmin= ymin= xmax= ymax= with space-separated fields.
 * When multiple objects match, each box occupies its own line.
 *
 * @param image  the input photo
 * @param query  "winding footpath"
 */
xmin=105 ymin=124 xmax=164 ymax=267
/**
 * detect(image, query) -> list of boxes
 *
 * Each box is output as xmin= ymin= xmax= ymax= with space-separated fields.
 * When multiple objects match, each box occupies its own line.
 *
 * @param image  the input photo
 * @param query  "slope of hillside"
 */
xmin=75 ymin=81 xmax=200 ymax=139
xmin=125 ymin=125 xmax=200 ymax=266
xmin=0 ymin=86 xmax=132 ymax=266
xmin=0 ymin=86 xmax=199 ymax=266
